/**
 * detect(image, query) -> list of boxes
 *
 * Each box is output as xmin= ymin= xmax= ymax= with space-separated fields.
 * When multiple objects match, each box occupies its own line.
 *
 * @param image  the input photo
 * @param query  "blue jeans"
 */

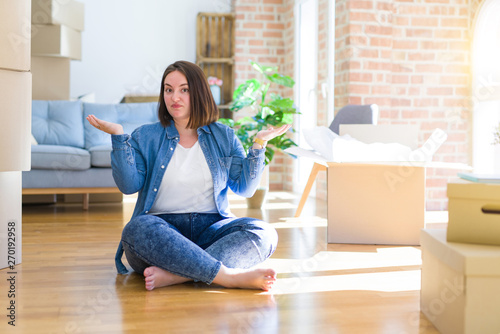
xmin=121 ymin=213 xmax=278 ymax=284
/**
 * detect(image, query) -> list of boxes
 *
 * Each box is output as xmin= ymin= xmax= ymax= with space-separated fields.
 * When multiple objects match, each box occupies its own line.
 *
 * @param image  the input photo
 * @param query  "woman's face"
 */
xmin=163 ymin=70 xmax=191 ymax=124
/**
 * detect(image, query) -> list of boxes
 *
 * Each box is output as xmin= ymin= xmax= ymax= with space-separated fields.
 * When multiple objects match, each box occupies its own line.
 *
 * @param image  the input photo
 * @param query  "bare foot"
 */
xmin=143 ymin=266 xmax=191 ymax=291
xmin=213 ymin=266 xmax=277 ymax=291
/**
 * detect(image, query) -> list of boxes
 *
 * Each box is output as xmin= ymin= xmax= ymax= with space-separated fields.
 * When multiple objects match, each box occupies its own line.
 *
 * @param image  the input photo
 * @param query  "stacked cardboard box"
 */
xmin=420 ymin=181 xmax=500 ymax=333
xmin=447 ymin=179 xmax=500 ymax=245
xmin=0 ymin=0 xmax=32 ymax=268
xmin=421 ymin=229 xmax=500 ymax=334
xmin=31 ymin=0 xmax=84 ymax=100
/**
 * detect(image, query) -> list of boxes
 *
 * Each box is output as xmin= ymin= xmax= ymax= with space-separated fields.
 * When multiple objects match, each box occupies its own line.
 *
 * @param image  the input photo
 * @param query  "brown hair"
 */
xmin=158 ymin=61 xmax=219 ymax=128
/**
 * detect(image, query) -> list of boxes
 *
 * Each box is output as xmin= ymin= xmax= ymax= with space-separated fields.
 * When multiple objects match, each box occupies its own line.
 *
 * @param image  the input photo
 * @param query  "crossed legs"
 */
xmin=121 ymin=213 xmax=278 ymax=291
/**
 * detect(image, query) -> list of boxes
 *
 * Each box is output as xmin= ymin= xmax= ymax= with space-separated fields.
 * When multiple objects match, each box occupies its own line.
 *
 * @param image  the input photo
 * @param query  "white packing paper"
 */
xmin=285 ymin=126 xmax=449 ymax=163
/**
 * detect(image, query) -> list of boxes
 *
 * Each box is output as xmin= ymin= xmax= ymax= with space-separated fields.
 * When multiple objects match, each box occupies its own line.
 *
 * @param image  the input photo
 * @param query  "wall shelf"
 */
xmin=196 ymin=12 xmax=235 ymax=118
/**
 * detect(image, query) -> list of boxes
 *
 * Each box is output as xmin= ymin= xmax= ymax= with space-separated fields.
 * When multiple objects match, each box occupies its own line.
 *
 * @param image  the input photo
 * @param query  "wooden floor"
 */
xmin=1 ymin=192 xmax=443 ymax=334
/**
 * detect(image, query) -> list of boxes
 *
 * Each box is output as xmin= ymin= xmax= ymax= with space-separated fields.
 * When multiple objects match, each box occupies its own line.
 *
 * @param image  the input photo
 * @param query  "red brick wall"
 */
xmin=234 ymin=0 xmax=483 ymax=210
xmin=234 ymin=0 xmax=286 ymax=83
xmin=334 ymin=0 xmax=476 ymax=210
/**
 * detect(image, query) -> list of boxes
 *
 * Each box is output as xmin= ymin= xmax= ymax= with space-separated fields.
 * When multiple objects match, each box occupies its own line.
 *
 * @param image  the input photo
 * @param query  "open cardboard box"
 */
xmin=302 ymin=124 xmax=469 ymax=245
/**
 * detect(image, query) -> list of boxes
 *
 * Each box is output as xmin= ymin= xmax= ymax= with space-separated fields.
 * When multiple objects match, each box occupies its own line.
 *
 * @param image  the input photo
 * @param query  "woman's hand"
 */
xmin=253 ymin=124 xmax=292 ymax=149
xmin=86 ymin=115 xmax=124 ymax=135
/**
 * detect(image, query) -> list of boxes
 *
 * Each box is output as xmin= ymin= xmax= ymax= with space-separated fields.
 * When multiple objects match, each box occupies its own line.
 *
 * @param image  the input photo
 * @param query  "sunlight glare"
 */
xmin=269 ymin=270 xmax=421 ymax=294
xmin=263 ymin=247 xmax=422 ymax=275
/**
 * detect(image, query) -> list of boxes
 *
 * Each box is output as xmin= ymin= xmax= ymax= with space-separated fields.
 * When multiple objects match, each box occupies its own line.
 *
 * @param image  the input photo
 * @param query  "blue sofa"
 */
xmin=22 ymin=100 xmax=159 ymax=208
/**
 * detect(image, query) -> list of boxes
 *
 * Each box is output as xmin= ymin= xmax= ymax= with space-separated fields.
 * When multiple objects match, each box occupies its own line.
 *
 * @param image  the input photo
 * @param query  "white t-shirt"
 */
xmin=149 ymin=141 xmax=217 ymax=214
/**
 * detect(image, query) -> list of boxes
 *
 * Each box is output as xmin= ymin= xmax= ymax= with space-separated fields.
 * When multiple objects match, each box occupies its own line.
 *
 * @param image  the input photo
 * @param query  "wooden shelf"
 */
xmin=196 ymin=12 xmax=235 ymax=118
xmin=197 ymin=57 xmax=234 ymax=65
xmin=217 ymin=103 xmax=232 ymax=110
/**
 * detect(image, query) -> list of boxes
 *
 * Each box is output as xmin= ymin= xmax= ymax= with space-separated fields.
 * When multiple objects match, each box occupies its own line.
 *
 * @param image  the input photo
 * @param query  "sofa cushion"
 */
xmin=83 ymin=102 xmax=158 ymax=149
xmin=31 ymin=145 xmax=91 ymax=170
xmin=89 ymin=145 xmax=112 ymax=167
xmin=22 ymin=168 xmax=117 ymax=188
xmin=32 ymin=100 xmax=85 ymax=148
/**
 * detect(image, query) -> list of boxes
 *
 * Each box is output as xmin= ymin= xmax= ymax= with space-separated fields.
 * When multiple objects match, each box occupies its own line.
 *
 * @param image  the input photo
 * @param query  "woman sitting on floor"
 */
xmin=87 ymin=60 xmax=290 ymax=291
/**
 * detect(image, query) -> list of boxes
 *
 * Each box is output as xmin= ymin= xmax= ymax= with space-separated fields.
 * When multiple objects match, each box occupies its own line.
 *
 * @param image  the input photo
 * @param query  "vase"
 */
xmin=210 ymin=85 xmax=221 ymax=105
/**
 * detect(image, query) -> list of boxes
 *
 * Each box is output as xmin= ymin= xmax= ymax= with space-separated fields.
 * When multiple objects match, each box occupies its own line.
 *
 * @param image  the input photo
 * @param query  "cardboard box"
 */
xmin=327 ymin=162 xmax=425 ymax=245
xmin=32 ymin=56 xmax=70 ymax=100
xmin=0 ymin=0 xmax=31 ymax=71
xmin=326 ymin=124 xmax=466 ymax=245
xmin=0 ymin=69 xmax=31 ymax=172
xmin=31 ymin=24 xmax=81 ymax=60
xmin=421 ymin=229 xmax=500 ymax=334
xmin=447 ymin=179 xmax=500 ymax=245
xmin=32 ymin=0 xmax=85 ymax=32
xmin=0 ymin=172 xmax=23 ymax=269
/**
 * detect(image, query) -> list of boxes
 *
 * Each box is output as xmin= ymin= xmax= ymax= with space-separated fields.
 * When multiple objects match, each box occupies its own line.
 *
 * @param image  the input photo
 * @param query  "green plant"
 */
xmin=219 ymin=61 xmax=298 ymax=165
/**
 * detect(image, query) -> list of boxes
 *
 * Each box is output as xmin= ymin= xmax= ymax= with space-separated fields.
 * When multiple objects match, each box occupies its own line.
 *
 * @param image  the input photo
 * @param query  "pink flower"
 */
xmin=208 ymin=76 xmax=223 ymax=86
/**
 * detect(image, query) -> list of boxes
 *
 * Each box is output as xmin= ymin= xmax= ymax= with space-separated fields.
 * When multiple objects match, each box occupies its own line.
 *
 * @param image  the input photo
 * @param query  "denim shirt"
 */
xmin=111 ymin=121 xmax=266 ymax=273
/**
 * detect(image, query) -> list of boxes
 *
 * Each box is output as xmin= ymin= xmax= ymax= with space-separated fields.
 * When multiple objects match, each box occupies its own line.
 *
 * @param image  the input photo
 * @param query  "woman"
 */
xmin=86 ymin=60 xmax=291 ymax=291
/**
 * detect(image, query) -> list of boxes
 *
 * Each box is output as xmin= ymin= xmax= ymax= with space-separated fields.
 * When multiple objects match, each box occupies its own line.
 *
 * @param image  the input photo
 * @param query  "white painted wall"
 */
xmin=70 ymin=0 xmax=231 ymax=103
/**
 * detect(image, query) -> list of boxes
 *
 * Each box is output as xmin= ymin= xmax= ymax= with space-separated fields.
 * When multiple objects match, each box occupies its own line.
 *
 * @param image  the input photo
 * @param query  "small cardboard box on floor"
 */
xmin=325 ymin=125 xmax=468 ymax=245
xmin=420 ymin=229 xmax=500 ymax=334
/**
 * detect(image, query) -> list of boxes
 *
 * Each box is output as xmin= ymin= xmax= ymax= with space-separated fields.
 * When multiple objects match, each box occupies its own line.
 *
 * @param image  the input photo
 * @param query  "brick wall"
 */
xmin=333 ymin=0 xmax=477 ymax=210
xmin=233 ymin=0 xmax=483 ymax=210
xmin=234 ymin=0 xmax=286 ymax=82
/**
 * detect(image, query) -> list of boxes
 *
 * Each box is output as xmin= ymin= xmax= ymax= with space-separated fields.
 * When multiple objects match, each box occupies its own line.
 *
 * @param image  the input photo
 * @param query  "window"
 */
xmin=472 ymin=0 xmax=500 ymax=173
xmin=294 ymin=0 xmax=318 ymax=191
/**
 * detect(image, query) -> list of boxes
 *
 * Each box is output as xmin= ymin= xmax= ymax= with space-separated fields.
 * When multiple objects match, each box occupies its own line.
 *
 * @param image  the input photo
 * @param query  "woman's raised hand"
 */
xmin=251 ymin=124 xmax=292 ymax=149
xmin=86 ymin=115 xmax=124 ymax=135
xmin=255 ymin=124 xmax=292 ymax=142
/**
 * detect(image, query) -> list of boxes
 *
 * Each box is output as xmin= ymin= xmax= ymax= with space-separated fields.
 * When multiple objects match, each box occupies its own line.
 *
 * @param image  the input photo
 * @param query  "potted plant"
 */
xmin=219 ymin=61 xmax=298 ymax=208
